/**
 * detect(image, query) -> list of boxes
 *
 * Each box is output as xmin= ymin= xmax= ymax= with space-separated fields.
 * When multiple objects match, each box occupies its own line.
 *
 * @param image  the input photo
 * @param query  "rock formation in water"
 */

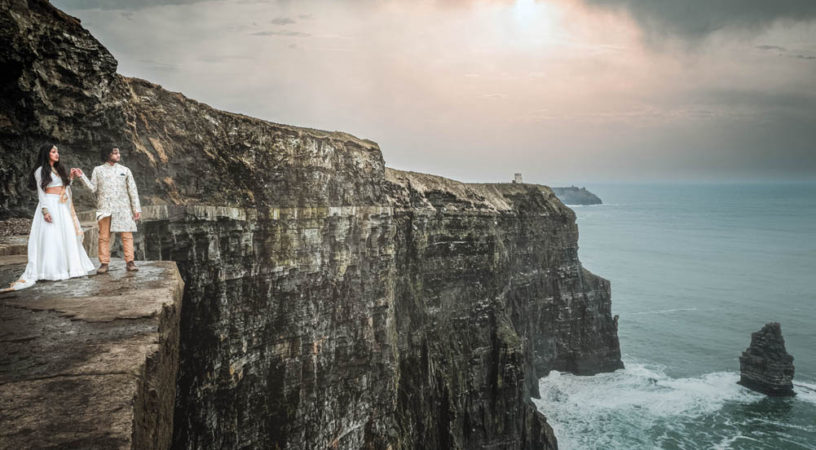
xmin=0 ymin=1 xmax=624 ymax=448
xmin=550 ymin=186 xmax=602 ymax=205
xmin=738 ymin=322 xmax=795 ymax=397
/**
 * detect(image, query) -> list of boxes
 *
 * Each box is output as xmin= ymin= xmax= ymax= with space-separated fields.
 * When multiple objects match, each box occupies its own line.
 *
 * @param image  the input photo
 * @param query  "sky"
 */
xmin=51 ymin=0 xmax=816 ymax=184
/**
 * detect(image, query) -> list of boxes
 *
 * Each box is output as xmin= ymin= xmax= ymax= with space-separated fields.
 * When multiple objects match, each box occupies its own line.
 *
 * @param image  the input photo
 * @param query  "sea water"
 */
xmin=534 ymin=182 xmax=816 ymax=449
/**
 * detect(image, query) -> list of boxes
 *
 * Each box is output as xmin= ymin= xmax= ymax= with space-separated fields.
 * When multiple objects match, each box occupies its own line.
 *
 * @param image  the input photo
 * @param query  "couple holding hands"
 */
xmin=3 ymin=144 xmax=142 ymax=292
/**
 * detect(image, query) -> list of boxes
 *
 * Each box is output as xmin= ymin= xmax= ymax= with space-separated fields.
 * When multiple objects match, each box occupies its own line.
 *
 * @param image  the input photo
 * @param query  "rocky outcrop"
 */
xmin=550 ymin=186 xmax=602 ymax=205
xmin=0 ymin=258 xmax=184 ymax=449
xmin=738 ymin=322 xmax=795 ymax=396
xmin=0 ymin=1 xmax=623 ymax=448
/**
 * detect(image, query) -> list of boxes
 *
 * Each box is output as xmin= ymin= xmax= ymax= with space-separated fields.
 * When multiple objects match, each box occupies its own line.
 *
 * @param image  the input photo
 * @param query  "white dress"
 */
xmin=6 ymin=167 xmax=95 ymax=291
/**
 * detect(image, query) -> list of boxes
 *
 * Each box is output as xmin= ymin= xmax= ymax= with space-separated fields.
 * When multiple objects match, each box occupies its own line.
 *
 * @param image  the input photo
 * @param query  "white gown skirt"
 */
xmin=11 ymin=193 xmax=95 ymax=290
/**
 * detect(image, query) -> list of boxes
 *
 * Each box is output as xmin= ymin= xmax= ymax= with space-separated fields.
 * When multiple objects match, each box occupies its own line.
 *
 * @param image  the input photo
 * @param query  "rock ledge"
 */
xmin=0 ymin=259 xmax=184 ymax=449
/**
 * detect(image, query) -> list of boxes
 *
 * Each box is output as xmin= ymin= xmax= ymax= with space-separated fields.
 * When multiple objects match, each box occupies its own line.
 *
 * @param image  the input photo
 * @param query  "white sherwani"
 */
xmin=79 ymin=163 xmax=142 ymax=232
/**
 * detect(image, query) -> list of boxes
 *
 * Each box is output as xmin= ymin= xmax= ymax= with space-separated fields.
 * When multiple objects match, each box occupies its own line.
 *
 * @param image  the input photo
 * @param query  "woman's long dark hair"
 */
xmin=28 ymin=143 xmax=70 ymax=191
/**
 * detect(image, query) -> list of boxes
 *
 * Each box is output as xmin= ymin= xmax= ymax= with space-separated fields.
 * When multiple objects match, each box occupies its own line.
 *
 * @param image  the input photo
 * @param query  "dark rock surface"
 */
xmin=1 ymin=1 xmax=624 ymax=448
xmin=738 ymin=322 xmax=795 ymax=396
xmin=0 ymin=259 xmax=184 ymax=449
xmin=129 ymin=173 xmax=621 ymax=449
xmin=550 ymin=186 xmax=602 ymax=205
xmin=0 ymin=218 xmax=31 ymax=236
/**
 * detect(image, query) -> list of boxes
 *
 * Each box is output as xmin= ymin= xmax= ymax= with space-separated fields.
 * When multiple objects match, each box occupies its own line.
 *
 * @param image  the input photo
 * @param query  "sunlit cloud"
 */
xmin=50 ymin=0 xmax=816 ymax=182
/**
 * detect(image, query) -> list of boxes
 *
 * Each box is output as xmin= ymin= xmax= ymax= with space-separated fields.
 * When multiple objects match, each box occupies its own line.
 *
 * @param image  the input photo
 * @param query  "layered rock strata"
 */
xmin=0 ymin=259 xmax=184 ymax=449
xmin=128 ymin=171 xmax=621 ymax=448
xmin=738 ymin=322 xmax=795 ymax=397
xmin=1 ymin=1 xmax=623 ymax=448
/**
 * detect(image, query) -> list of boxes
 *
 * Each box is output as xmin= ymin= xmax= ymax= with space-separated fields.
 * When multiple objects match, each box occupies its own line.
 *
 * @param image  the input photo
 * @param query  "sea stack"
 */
xmin=738 ymin=322 xmax=795 ymax=396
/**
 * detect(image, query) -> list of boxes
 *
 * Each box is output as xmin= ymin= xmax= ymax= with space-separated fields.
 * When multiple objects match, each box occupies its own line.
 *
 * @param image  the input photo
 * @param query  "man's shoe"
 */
xmin=126 ymin=261 xmax=139 ymax=272
xmin=97 ymin=263 xmax=109 ymax=274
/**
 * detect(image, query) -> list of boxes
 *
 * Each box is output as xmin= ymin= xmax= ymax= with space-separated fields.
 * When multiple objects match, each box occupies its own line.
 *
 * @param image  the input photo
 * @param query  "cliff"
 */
xmin=0 ymin=1 xmax=623 ymax=448
xmin=550 ymin=187 xmax=603 ymax=205
xmin=0 ymin=257 xmax=183 ymax=449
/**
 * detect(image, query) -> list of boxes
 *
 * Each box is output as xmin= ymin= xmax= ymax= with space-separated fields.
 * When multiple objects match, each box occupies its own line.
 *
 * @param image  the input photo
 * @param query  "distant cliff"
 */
xmin=0 ymin=1 xmax=623 ymax=448
xmin=551 ymin=186 xmax=603 ymax=205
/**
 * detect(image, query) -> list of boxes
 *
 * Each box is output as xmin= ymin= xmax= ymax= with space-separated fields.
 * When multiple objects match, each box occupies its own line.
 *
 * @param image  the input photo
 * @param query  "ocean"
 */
xmin=534 ymin=182 xmax=816 ymax=449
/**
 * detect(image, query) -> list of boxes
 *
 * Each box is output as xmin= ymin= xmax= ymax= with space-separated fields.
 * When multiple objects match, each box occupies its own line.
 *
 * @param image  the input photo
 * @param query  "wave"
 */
xmin=533 ymin=361 xmax=816 ymax=449
xmin=794 ymin=381 xmax=816 ymax=404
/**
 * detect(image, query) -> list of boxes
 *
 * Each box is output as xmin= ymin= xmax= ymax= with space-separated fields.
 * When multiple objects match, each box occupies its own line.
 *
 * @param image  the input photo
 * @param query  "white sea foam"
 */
xmin=533 ymin=361 xmax=816 ymax=450
xmin=794 ymin=381 xmax=816 ymax=404
xmin=711 ymin=434 xmax=759 ymax=450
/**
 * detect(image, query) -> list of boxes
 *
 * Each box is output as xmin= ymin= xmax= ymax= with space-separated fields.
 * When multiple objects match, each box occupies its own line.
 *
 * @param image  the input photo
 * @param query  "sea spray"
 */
xmin=534 ymin=360 xmax=816 ymax=449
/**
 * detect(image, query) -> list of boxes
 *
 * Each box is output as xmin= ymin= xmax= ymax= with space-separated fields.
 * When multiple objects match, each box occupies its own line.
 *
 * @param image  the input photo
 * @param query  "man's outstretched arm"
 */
xmin=78 ymin=167 xmax=98 ymax=193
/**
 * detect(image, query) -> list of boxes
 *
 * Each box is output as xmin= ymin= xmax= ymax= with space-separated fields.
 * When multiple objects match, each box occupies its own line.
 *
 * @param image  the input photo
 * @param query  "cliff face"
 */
xmin=129 ymin=177 xmax=620 ymax=449
xmin=384 ymin=171 xmax=620 ymax=448
xmin=0 ymin=1 xmax=622 ymax=448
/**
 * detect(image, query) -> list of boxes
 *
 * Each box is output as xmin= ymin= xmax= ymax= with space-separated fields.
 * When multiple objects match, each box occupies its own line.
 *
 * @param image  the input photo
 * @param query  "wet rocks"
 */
xmin=738 ymin=322 xmax=795 ymax=397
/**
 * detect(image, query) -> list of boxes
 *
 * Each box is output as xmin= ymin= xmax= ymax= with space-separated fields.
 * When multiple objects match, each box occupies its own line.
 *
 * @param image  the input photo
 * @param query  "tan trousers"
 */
xmin=98 ymin=216 xmax=134 ymax=263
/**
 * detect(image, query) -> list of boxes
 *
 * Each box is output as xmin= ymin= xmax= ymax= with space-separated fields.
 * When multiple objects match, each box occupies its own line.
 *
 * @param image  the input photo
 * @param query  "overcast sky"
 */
xmin=52 ymin=0 xmax=816 ymax=184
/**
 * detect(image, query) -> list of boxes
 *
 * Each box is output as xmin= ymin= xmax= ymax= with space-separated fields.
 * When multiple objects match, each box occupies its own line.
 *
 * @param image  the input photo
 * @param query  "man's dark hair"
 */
xmin=101 ymin=146 xmax=118 ymax=162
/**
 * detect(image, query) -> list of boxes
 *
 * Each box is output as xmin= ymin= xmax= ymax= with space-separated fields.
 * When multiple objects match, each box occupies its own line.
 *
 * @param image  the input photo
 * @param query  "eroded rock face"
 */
xmin=1 ymin=1 xmax=623 ymax=448
xmin=738 ymin=323 xmax=795 ymax=397
xmin=129 ymin=171 xmax=621 ymax=448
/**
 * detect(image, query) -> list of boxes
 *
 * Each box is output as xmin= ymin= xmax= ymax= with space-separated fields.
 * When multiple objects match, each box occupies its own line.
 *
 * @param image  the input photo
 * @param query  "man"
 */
xmin=75 ymin=147 xmax=141 ymax=273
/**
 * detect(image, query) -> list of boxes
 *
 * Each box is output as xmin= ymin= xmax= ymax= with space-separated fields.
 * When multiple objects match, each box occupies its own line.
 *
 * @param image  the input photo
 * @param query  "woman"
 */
xmin=2 ymin=144 xmax=95 ymax=292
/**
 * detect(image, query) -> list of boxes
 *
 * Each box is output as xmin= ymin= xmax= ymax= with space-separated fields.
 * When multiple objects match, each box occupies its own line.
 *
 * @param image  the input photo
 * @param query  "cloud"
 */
xmin=49 ymin=0 xmax=816 ymax=181
xmin=755 ymin=44 xmax=816 ymax=61
xmin=251 ymin=30 xmax=310 ymax=37
xmin=136 ymin=58 xmax=178 ymax=73
xmin=197 ymin=55 xmax=253 ymax=63
xmin=580 ymin=0 xmax=816 ymax=41
xmin=270 ymin=17 xmax=295 ymax=25
xmin=52 ymin=0 xmax=211 ymax=10
xmin=756 ymin=45 xmax=787 ymax=52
